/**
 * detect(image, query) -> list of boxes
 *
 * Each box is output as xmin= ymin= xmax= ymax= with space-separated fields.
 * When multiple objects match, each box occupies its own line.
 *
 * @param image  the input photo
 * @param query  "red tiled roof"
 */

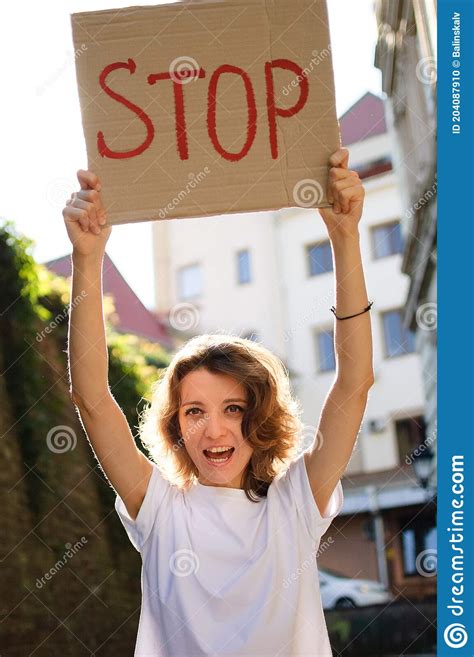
xmin=45 ymin=253 xmax=173 ymax=348
xmin=339 ymin=91 xmax=387 ymax=146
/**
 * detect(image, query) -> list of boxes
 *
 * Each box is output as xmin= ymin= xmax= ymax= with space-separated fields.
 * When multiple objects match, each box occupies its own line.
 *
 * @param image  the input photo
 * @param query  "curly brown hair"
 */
xmin=139 ymin=333 xmax=304 ymax=502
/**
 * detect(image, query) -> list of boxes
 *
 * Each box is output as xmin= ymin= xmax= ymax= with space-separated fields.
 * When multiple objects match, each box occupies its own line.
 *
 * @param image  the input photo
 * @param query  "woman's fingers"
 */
xmin=329 ymin=166 xmax=358 ymax=181
xmin=328 ymin=168 xmax=360 ymax=214
xmin=69 ymin=188 xmax=107 ymax=226
xmin=338 ymin=185 xmax=360 ymax=215
xmin=74 ymin=188 xmax=103 ymax=207
xmin=327 ymin=148 xmax=350 ymax=212
xmin=334 ymin=184 xmax=365 ymax=216
xmin=63 ymin=198 xmax=103 ymax=234
xmin=62 ymin=169 xmax=109 ymax=245
xmin=327 ymin=166 xmax=348 ymax=205
xmin=71 ymin=197 xmax=99 ymax=224
xmin=73 ymin=190 xmax=105 ymax=218
xmin=320 ymin=149 xmax=365 ymax=225
xmin=328 ymin=147 xmax=349 ymax=169
xmin=77 ymin=168 xmax=101 ymax=191
xmin=331 ymin=175 xmax=361 ymax=213
xmin=64 ymin=206 xmax=91 ymax=233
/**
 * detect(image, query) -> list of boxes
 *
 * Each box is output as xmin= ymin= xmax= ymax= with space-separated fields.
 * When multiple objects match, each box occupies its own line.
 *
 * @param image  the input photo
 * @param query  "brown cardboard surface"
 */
xmin=71 ymin=0 xmax=341 ymax=225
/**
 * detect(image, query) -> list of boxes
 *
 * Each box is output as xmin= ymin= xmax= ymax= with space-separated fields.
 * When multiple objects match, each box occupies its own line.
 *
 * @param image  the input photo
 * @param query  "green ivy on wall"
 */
xmin=0 ymin=221 xmax=172 ymax=524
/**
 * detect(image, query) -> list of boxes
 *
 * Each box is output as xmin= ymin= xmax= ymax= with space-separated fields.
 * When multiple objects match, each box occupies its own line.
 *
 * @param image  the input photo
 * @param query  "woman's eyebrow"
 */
xmin=181 ymin=398 xmax=247 ymax=406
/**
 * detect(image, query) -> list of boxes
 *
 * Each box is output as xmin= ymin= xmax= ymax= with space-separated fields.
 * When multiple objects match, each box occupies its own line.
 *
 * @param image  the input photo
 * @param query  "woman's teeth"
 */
xmin=203 ymin=447 xmax=234 ymax=463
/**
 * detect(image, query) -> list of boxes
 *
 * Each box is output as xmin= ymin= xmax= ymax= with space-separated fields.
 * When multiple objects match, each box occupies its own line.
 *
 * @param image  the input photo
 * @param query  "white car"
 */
xmin=318 ymin=567 xmax=393 ymax=610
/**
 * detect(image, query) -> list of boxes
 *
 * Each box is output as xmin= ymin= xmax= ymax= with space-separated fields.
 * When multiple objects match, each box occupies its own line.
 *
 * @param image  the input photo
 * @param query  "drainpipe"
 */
xmin=366 ymin=484 xmax=390 ymax=588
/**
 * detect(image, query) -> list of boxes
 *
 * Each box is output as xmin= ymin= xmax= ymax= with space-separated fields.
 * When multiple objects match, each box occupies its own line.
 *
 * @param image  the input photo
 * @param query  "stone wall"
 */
xmin=0 ymin=332 xmax=143 ymax=656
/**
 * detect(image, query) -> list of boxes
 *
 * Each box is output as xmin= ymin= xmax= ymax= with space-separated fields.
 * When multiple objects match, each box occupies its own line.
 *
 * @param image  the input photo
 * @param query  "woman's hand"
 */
xmin=62 ymin=169 xmax=112 ymax=256
xmin=318 ymin=147 xmax=365 ymax=238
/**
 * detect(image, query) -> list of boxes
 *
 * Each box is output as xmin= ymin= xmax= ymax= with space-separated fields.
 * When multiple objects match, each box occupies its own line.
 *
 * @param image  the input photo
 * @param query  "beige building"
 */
xmin=152 ymin=92 xmax=435 ymax=599
xmin=375 ymin=0 xmax=437 ymax=485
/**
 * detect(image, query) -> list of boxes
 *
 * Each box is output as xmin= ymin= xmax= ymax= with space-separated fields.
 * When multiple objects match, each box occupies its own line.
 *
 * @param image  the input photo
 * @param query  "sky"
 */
xmin=0 ymin=0 xmax=382 ymax=309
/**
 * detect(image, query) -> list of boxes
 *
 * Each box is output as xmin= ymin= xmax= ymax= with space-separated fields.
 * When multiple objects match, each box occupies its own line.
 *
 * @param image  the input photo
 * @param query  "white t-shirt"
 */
xmin=115 ymin=449 xmax=344 ymax=657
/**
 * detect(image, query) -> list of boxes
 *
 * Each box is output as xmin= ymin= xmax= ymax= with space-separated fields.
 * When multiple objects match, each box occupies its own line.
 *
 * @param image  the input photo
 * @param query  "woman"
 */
xmin=63 ymin=147 xmax=374 ymax=656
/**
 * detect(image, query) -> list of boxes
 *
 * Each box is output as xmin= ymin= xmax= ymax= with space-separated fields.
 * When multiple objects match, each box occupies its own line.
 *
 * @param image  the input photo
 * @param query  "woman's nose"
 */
xmin=204 ymin=412 xmax=227 ymax=438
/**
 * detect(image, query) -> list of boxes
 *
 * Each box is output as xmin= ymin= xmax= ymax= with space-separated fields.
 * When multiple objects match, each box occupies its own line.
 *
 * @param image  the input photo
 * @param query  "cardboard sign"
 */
xmin=71 ymin=0 xmax=341 ymax=225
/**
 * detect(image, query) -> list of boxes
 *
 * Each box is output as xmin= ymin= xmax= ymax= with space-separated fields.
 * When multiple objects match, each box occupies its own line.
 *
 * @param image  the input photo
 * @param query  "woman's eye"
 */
xmin=227 ymin=405 xmax=244 ymax=414
xmin=185 ymin=407 xmax=202 ymax=416
xmin=185 ymin=405 xmax=244 ymax=416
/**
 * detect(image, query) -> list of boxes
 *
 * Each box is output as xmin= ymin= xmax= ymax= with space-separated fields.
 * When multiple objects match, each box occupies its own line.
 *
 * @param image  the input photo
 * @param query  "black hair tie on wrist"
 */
xmin=330 ymin=301 xmax=374 ymax=320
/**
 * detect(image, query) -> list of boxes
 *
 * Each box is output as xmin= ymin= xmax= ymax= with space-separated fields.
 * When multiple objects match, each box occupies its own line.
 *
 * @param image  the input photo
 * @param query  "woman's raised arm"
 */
xmin=63 ymin=169 xmax=153 ymax=520
xmin=304 ymin=148 xmax=375 ymax=517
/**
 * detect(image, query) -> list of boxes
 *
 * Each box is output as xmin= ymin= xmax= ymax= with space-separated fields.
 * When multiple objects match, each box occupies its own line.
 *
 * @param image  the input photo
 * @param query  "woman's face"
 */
xmin=178 ymin=367 xmax=254 ymax=488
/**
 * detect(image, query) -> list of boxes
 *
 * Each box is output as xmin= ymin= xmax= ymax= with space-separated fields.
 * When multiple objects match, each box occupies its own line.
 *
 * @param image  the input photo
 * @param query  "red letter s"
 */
xmin=97 ymin=59 xmax=154 ymax=159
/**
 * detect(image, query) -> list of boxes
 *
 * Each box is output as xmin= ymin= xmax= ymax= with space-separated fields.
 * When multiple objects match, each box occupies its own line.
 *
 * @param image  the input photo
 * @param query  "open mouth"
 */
xmin=203 ymin=447 xmax=235 ymax=466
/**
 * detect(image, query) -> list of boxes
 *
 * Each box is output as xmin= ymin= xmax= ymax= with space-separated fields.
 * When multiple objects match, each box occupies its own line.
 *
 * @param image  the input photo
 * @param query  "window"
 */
xmin=355 ymin=155 xmax=392 ymax=179
xmin=178 ymin=264 xmax=202 ymax=300
xmin=317 ymin=329 xmax=336 ymax=372
xmin=372 ymin=221 xmax=404 ymax=258
xmin=237 ymin=249 xmax=251 ymax=284
xmin=382 ymin=310 xmax=416 ymax=357
xmin=400 ymin=520 xmax=437 ymax=577
xmin=395 ymin=416 xmax=427 ymax=465
xmin=307 ymin=241 xmax=333 ymax=276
